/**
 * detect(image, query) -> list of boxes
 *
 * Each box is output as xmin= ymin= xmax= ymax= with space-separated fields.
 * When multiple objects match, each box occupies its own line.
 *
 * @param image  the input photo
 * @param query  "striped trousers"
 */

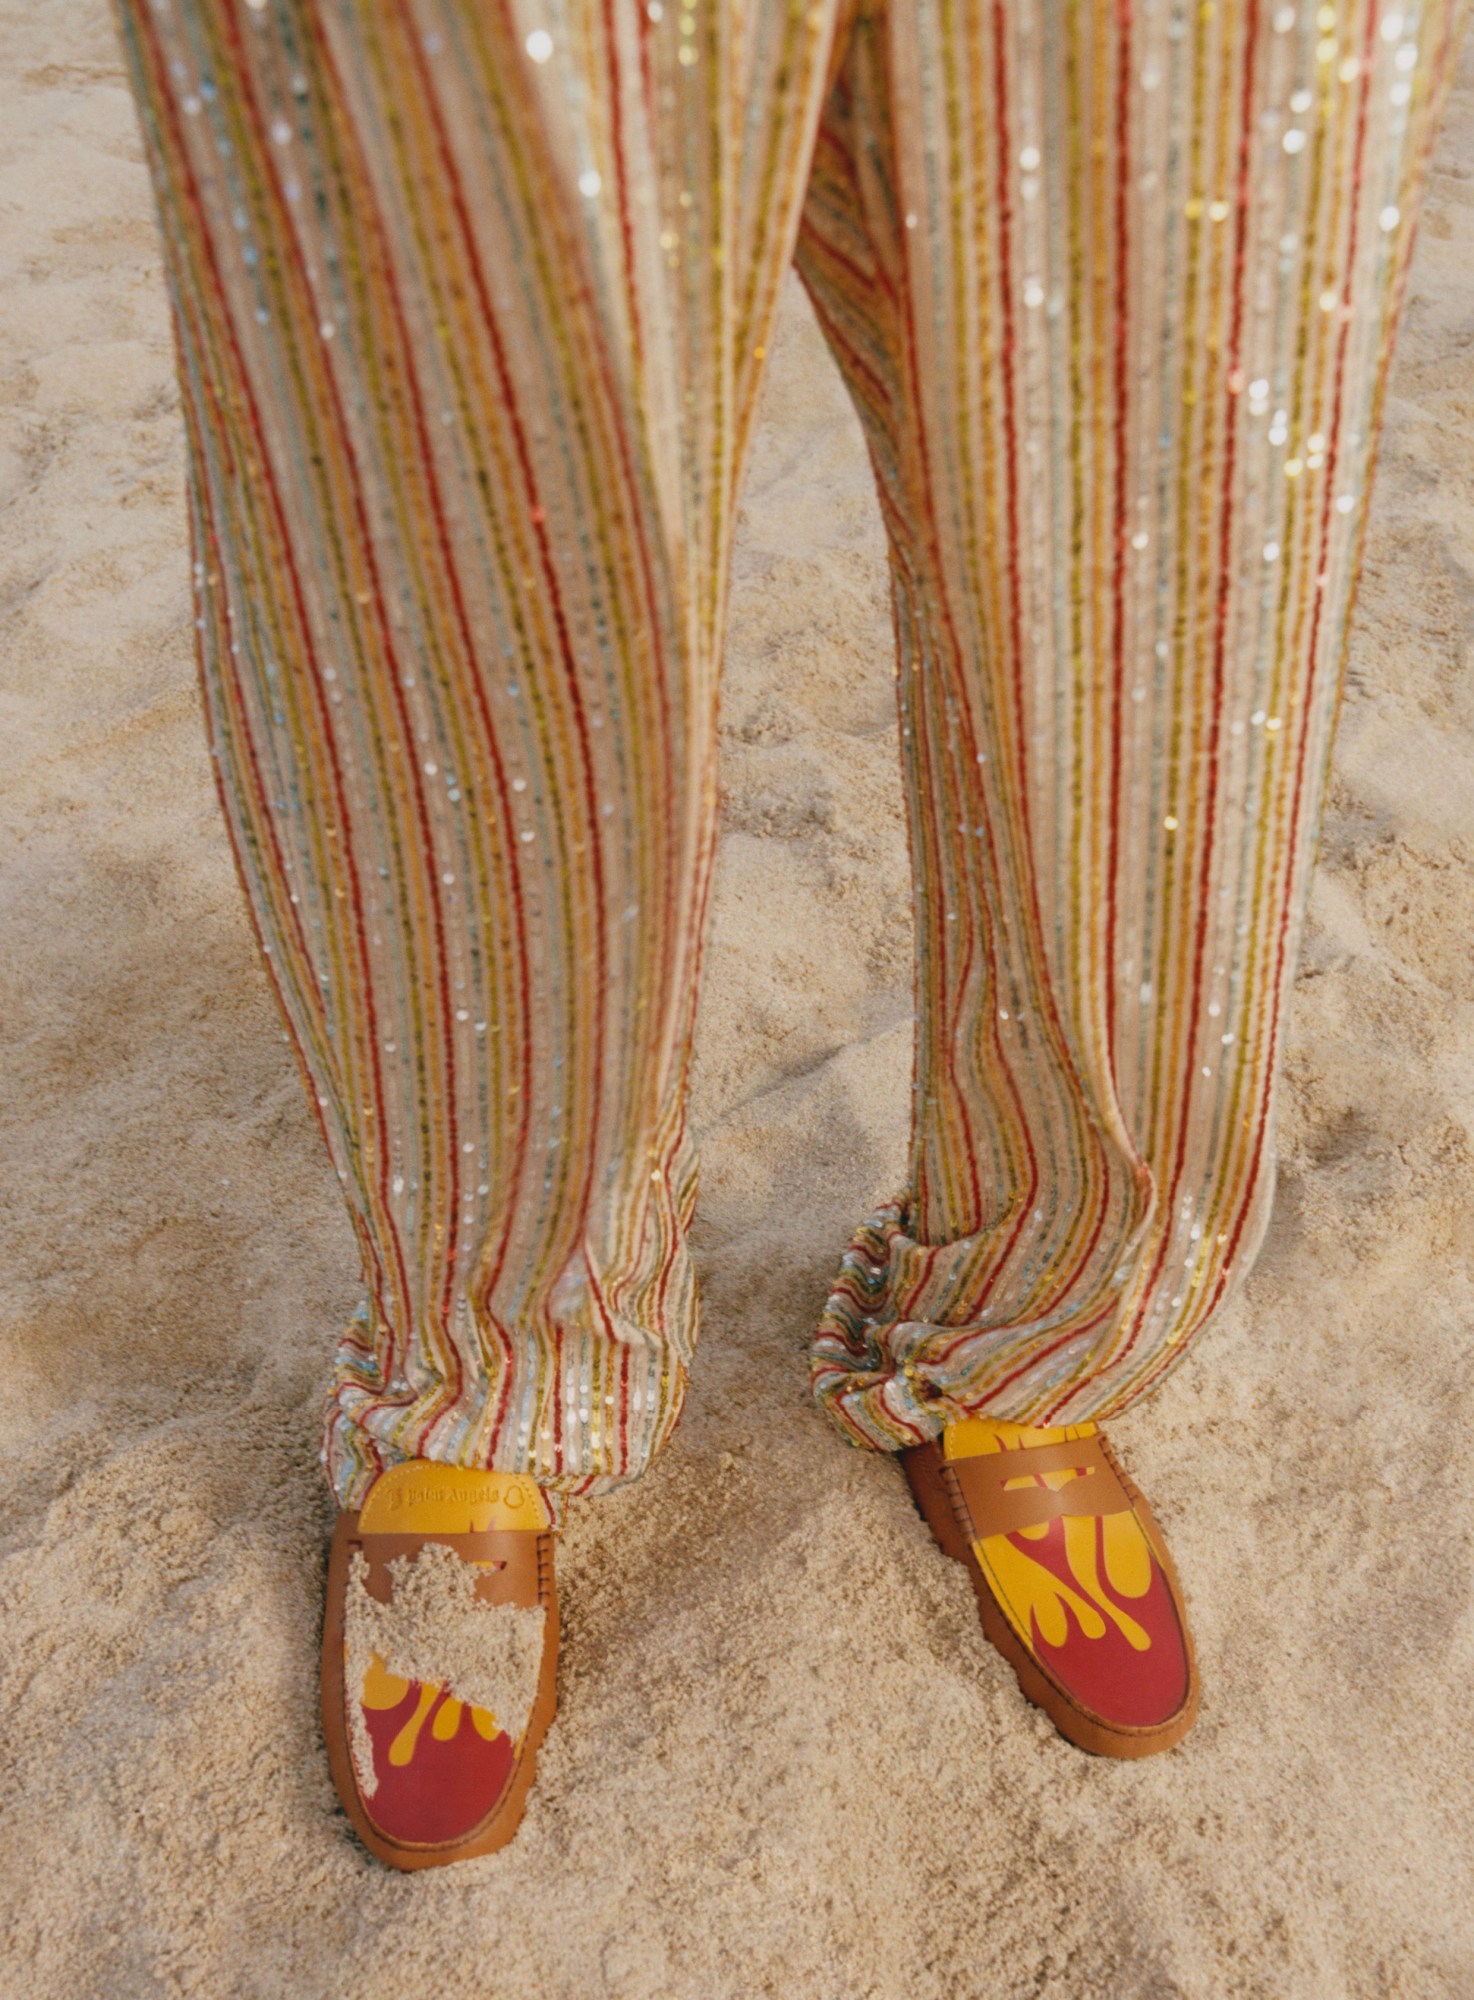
xmin=117 ymin=0 xmax=1464 ymax=1506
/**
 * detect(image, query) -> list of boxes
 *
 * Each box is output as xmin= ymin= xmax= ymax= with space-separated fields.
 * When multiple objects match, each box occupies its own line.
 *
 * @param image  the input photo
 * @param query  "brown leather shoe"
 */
xmin=905 ymin=1419 xmax=1197 ymax=1757
xmin=320 ymin=1462 xmax=558 ymax=1868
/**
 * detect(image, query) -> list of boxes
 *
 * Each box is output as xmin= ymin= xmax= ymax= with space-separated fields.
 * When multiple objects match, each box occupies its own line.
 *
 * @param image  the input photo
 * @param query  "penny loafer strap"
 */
xmin=349 ymin=1528 xmax=543 ymax=1608
xmin=942 ymin=1435 xmax=1132 ymax=1540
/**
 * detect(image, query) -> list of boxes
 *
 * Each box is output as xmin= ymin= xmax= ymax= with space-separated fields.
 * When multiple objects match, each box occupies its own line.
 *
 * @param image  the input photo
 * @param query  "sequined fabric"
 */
xmin=115 ymin=0 xmax=1466 ymax=1502
xmin=803 ymin=0 xmax=1468 ymax=1446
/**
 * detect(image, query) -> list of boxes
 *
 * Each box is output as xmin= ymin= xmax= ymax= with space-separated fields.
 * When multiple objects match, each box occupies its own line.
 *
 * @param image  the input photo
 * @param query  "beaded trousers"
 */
xmin=118 ymin=0 xmax=1464 ymax=1504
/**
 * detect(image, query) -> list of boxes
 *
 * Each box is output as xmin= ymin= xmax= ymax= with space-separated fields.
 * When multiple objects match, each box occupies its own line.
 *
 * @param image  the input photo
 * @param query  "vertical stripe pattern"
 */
xmin=115 ymin=0 xmax=1464 ymax=1501
xmin=116 ymin=0 xmax=842 ymax=1504
xmin=804 ymin=0 xmax=1466 ymax=1447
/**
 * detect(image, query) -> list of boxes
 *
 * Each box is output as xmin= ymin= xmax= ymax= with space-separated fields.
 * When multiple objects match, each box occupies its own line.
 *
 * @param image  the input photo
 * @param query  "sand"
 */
xmin=3 ymin=4 xmax=1474 ymax=1995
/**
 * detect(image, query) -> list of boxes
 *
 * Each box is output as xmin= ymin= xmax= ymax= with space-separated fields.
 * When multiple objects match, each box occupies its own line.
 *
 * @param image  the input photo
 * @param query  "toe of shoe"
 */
xmin=354 ymin=1679 xmax=521 ymax=1849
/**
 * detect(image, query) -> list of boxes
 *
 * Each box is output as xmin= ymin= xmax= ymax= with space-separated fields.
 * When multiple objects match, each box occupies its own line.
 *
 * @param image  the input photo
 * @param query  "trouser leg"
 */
xmin=115 ymin=0 xmax=845 ymax=1503
xmin=803 ymin=0 xmax=1467 ymax=1449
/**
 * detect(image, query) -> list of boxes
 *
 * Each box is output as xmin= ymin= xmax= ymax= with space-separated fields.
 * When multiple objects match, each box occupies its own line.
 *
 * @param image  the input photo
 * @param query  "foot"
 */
xmin=320 ymin=1462 xmax=558 ymax=1867
xmin=905 ymin=1419 xmax=1197 ymax=1757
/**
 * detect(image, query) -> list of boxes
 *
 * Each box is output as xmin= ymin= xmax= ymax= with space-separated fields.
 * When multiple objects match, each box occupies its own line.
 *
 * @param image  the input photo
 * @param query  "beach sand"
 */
xmin=3 ymin=5 xmax=1473 ymax=1995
